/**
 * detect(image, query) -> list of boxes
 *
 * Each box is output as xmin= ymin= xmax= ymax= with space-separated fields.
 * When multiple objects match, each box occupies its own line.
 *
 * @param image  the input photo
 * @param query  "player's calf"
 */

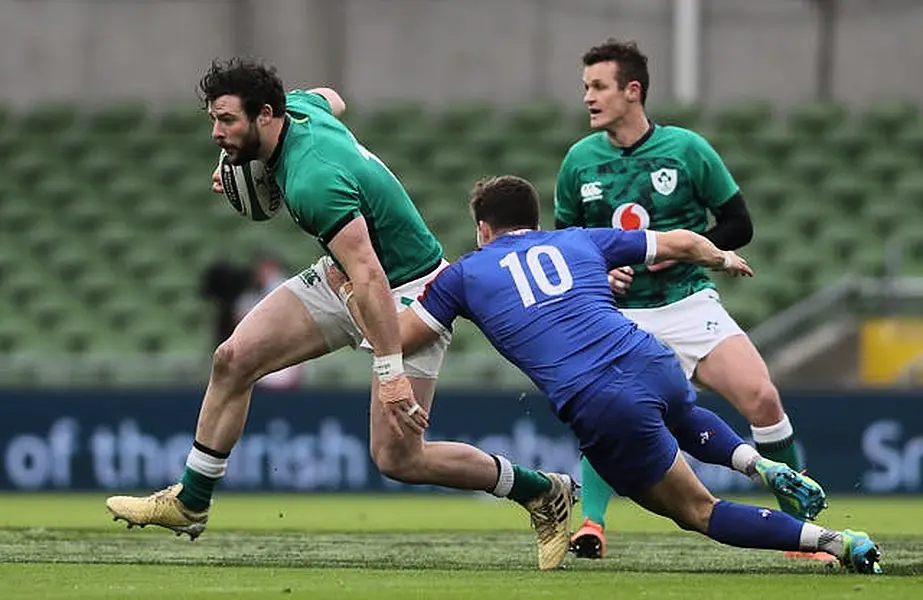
xmin=570 ymin=455 xmax=613 ymax=559
xmin=706 ymin=500 xmax=882 ymax=573
xmin=667 ymin=403 xmax=826 ymax=520
xmin=694 ymin=337 xmax=806 ymax=478
xmin=639 ymin=452 xmax=881 ymax=573
xmin=370 ymin=438 xmax=429 ymax=484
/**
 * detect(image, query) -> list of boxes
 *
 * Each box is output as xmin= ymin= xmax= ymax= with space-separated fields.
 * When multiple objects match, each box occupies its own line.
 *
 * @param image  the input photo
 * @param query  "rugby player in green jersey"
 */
xmin=106 ymin=59 xmax=575 ymax=569
xmin=555 ymin=40 xmax=819 ymax=559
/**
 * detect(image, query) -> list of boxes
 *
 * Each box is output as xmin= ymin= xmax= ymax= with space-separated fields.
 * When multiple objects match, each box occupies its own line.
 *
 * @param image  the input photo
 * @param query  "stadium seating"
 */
xmin=1 ymin=99 xmax=922 ymax=386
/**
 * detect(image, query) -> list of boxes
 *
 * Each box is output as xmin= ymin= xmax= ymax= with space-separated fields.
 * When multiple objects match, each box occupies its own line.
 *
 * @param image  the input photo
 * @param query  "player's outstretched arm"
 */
xmin=399 ymin=310 xmax=442 ymax=355
xmin=307 ymin=87 xmax=346 ymax=117
xmin=653 ymin=230 xmax=753 ymax=277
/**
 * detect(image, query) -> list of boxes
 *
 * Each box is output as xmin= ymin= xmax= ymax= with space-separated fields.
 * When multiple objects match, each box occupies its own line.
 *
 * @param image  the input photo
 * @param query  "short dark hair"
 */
xmin=582 ymin=39 xmax=649 ymax=105
xmin=199 ymin=58 xmax=286 ymax=120
xmin=469 ymin=176 xmax=540 ymax=231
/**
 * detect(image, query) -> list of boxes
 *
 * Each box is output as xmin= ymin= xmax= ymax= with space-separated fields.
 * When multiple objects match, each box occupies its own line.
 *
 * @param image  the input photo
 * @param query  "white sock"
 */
xmin=490 ymin=454 xmax=514 ymax=497
xmin=751 ymin=414 xmax=794 ymax=445
xmin=186 ymin=446 xmax=228 ymax=479
xmin=799 ymin=523 xmax=844 ymax=557
xmin=730 ymin=444 xmax=761 ymax=476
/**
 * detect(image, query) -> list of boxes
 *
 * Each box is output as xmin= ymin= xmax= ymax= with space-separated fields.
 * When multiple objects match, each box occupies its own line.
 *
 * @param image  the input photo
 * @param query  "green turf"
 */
xmin=3 ymin=493 xmax=921 ymax=534
xmin=2 ymin=565 xmax=921 ymax=600
xmin=0 ymin=494 xmax=920 ymax=599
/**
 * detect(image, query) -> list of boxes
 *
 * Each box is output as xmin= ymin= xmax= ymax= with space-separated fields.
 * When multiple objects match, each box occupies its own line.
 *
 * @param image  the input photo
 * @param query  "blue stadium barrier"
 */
xmin=0 ymin=388 xmax=921 ymax=494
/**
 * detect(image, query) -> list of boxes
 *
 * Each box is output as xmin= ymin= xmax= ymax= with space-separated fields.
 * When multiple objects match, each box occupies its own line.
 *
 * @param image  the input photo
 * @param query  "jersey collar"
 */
xmin=266 ymin=114 xmax=291 ymax=170
xmin=490 ymin=229 xmax=534 ymax=245
xmin=614 ymin=119 xmax=656 ymax=157
xmin=499 ymin=228 xmax=532 ymax=237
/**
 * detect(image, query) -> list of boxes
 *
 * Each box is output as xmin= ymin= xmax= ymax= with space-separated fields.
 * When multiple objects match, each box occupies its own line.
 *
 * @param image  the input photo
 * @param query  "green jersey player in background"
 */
xmin=105 ymin=59 xmax=575 ymax=569
xmin=555 ymin=40 xmax=816 ymax=560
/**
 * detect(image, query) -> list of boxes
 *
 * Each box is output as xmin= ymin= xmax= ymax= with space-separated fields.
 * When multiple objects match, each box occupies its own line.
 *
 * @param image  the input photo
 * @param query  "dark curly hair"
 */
xmin=469 ymin=175 xmax=540 ymax=231
xmin=198 ymin=58 xmax=286 ymax=120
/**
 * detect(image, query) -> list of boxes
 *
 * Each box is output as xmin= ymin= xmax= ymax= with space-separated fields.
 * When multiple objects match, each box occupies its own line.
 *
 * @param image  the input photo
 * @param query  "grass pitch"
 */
xmin=0 ymin=493 xmax=921 ymax=599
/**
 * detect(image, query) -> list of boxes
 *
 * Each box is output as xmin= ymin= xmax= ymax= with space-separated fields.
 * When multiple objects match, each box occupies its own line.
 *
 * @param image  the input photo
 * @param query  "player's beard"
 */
xmin=228 ymin=123 xmax=262 ymax=165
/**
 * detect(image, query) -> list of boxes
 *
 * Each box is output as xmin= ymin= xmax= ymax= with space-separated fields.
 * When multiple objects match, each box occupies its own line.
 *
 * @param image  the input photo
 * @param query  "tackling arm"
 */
xmin=329 ymin=270 xmax=443 ymax=356
xmin=651 ymin=229 xmax=752 ymax=275
xmin=400 ymin=310 xmax=442 ymax=355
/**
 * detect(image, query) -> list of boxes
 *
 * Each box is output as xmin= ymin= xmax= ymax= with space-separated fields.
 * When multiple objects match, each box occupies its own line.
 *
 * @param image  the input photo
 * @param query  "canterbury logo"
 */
xmin=580 ymin=181 xmax=603 ymax=203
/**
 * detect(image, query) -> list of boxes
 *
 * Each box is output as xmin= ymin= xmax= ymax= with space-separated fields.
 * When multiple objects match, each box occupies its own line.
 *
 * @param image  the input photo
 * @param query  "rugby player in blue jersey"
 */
xmin=331 ymin=175 xmax=882 ymax=574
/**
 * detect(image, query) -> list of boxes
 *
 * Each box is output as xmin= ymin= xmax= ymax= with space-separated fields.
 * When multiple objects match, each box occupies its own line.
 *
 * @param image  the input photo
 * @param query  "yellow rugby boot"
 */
xmin=522 ymin=472 xmax=578 ymax=570
xmin=106 ymin=483 xmax=208 ymax=540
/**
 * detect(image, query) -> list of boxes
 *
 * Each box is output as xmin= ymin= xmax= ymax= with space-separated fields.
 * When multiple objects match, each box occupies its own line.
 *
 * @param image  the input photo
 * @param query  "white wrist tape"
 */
xmin=373 ymin=353 xmax=404 ymax=383
xmin=721 ymin=252 xmax=732 ymax=270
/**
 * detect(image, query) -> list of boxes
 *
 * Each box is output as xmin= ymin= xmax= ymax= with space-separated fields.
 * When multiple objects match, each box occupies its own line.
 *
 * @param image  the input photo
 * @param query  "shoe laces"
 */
xmin=149 ymin=484 xmax=181 ymax=505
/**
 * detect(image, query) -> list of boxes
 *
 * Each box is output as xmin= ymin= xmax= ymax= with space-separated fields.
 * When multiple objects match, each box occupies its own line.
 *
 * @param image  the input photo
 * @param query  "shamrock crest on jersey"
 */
xmin=555 ymin=125 xmax=741 ymax=308
xmin=650 ymin=168 xmax=678 ymax=196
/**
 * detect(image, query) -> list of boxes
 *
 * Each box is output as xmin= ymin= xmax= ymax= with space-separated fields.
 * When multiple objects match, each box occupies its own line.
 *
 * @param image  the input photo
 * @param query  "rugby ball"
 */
xmin=218 ymin=150 xmax=283 ymax=221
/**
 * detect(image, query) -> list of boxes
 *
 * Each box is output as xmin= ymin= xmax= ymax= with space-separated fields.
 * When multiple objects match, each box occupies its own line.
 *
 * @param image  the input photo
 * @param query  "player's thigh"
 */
xmin=568 ymin=378 xmax=680 ymax=500
xmin=632 ymin=451 xmax=718 ymax=533
xmin=402 ymin=332 xmax=449 ymax=393
xmin=223 ymin=260 xmax=359 ymax=380
xmin=408 ymin=376 xmax=437 ymax=412
xmin=693 ymin=334 xmax=784 ymax=427
xmin=222 ymin=286 xmax=328 ymax=380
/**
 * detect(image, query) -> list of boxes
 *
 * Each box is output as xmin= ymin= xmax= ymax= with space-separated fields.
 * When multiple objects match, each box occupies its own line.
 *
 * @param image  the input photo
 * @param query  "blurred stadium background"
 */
xmin=1 ymin=0 xmax=923 ymax=390
xmin=2 ymin=1 xmax=923 ymax=595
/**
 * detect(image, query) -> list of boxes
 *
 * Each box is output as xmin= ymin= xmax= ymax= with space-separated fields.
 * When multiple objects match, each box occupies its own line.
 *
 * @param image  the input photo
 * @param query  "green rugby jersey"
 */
xmin=554 ymin=124 xmax=739 ymax=308
xmin=268 ymin=90 xmax=443 ymax=287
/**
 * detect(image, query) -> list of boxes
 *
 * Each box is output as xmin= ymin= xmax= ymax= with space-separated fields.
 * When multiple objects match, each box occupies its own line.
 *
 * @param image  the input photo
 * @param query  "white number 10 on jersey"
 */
xmin=499 ymin=245 xmax=574 ymax=307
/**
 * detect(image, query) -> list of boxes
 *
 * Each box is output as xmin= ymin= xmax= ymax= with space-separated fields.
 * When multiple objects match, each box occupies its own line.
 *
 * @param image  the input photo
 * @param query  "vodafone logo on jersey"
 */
xmin=611 ymin=203 xmax=651 ymax=230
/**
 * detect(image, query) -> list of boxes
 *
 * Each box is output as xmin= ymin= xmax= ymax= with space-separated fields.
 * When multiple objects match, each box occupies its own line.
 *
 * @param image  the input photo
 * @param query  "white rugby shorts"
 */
xmin=283 ymin=255 xmax=450 ymax=379
xmin=621 ymin=288 xmax=745 ymax=379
